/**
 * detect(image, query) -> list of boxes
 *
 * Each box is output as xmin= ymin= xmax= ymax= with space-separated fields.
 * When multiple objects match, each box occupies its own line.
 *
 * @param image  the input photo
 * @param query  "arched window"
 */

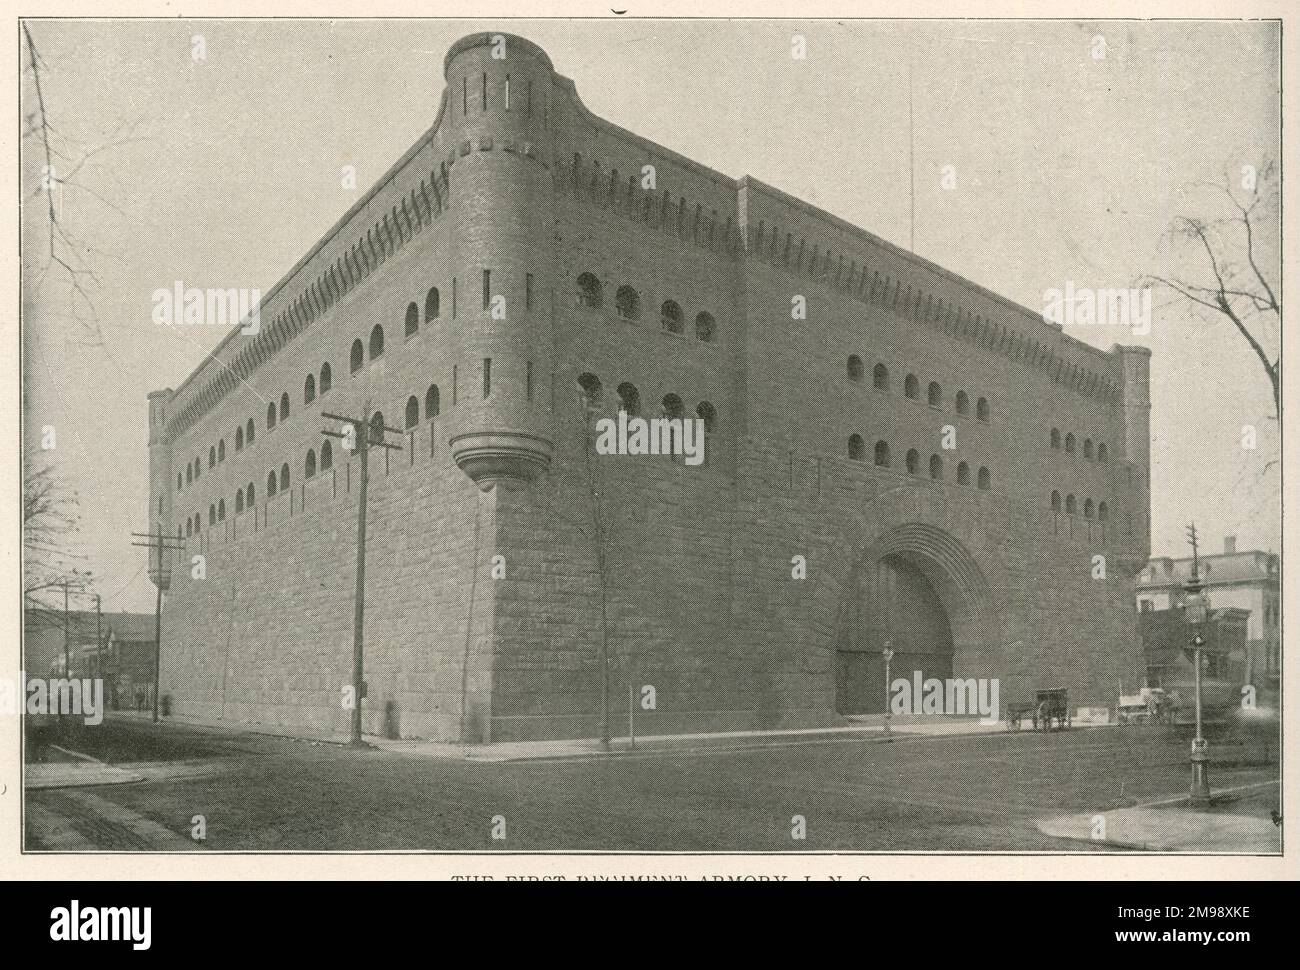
xmin=246 ymin=483 xmax=255 ymax=508
xmin=218 ymin=499 xmax=225 ymax=521
xmin=320 ymin=440 xmax=333 ymax=472
xmin=874 ymin=440 xmax=891 ymax=468
xmin=1051 ymin=428 xmax=1061 ymax=449
xmin=350 ymin=339 xmax=364 ymax=374
xmin=906 ymin=449 xmax=920 ymax=474
xmin=956 ymin=391 xmax=970 ymax=415
xmin=873 ymin=363 xmax=889 ymax=391
xmin=577 ymin=373 xmax=602 ymax=409
xmin=209 ymin=446 xmax=216 ymax=468
xmin=194 ymin=513 xmax=202 ymax=533
xmin=235 ymin=427 xmax=244 ymax=452
xmin=368 ymin=411 xmax=385 ymax=445
xmin=1083 ymin=438 xmax=1094 ymax=460
xmin=1084 ymin=498 xmax=1095 ymax=519
xmin=236 ymin=490 xmax=244 ymax=514
xmin=577 ymin=272 xmax=603 ymax=309
xmin=662 ymin=393 xmax=685 ymax=419
xmin=929 ymin=455 xmax=943 ymax=480
xmin=696 ymin=401 xmax=717 ymax=433
xmin=1066 ymin=494 xmax=1077 ymax=514
xmin=218 ymin=440 xmax=225 ymax=462
xmin=405 ymin=302 xmax=420 ymax=339
xmin=425 ymin=287 xmax=440 ymax=321
xmin=957 ymin=461 xmax=971 ymax=486
xmin=978 ymin=466 xmax=991 ymax=490
xmin=279 ymin=464 xmax=290 ymax=493
xmin=193 ymin=457 xmax=200 ymax=480
xmin=267 ymin=471 xmax=277 ymax=497
xmin=847 ymin=355 xmax=864 ymax=382
xmin=1064 ymin=432 xmax=1076 ymax=453
xmin=616 ymin=382 xmax=641 ymax=416
xmin=305 ymin=449 xmax=316 ymax=480
xmin=405 ymin=395 xmax=420 ymax=429
xmin=1097 ymin=443 xmax=1108 ymax=463
xmin=848 ymin=434 xmax=865 ymax=461
xmin=927 ymin=382 xmax=942 ymax=407
xmin=279 ymin=392 xmax=289 ymax=422
xmin=304 ymin=373 xmax=316 ymax=404
xmin=246 ymin=418 xmax=255 ymax=445
xmin=615 ymin=285 xmax=640 ymax=321
xmin=661 ymin=300 xmax=683 ymax=334
xmin=177 ymin=473 xmax=183 ymax=491
xmin=186 ymin=464 xmax=192 ymax=486
xmin=208 ymin=505 xmax=216 ymax=526
xmin=976 ymin=397 xmax=990 ymax=422
xmin=904 ymin=374 xmax=920 ymax=400
xmin=1051 ymin=491 xmax=1061 ymax=512
xmin=425 ymin=384 xmax=441 ymax=419
xmin=369 ymin=324 xmax=384 ymax=360
xmin=320 ymin=362 xmax=332 ymax=395
xmin=185 ymin=518 xmax=192 ymax=538
xmin=1098 ymin=501 xmax=1109 ymax=522
xmin=695 ymin=312 xmax=716 ymax=342
xmin=267 ymin=402 xmax=277 ymax=430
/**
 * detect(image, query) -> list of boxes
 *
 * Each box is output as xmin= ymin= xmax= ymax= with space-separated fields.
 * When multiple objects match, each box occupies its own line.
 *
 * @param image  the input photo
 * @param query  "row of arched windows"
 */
xmin=848 ymin=357 xmax=990 ymax=421
xmin=1049 ymin=427 xmax=1108 ymax=462
xmin=576 ymin=273 xmax=717 ymax=342
xmin=178 ymin=377 xmax=449 ymax=537
xmin=576 ymin=372 xmax=717 ymax=432
xmin=1050 ymin=491 xmax=1109 ymax=520
xmin=847 ymin=436 xmax=992 ymax=489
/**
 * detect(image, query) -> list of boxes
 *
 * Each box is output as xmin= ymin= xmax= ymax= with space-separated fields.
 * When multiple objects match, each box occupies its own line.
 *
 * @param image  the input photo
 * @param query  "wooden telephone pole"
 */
xmin=131 ymin=525 xmax=181 ymax=723
xmin=322 ymin=406 xmax=402 ymax=748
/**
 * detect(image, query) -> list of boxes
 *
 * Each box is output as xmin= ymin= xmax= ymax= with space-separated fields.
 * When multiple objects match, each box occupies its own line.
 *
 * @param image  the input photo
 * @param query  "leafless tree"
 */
xmin=1142 ymin=159 xmax=1280 ymax=421
xmin=22 ymin=21 xmax=146 ymax=346
xmin=24 ymin=462 xmax=92 ymax=632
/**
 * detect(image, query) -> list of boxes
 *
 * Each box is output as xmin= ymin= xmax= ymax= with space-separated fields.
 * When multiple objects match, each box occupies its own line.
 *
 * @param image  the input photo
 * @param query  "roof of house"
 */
xmin=1137 ymin=551 xmax=1279 ymax=589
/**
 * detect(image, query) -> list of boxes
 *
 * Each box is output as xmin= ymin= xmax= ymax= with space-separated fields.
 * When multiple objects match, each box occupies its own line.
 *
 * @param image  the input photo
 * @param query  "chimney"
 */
xmin=1223 ymin=535 xmax=1237 ymax=555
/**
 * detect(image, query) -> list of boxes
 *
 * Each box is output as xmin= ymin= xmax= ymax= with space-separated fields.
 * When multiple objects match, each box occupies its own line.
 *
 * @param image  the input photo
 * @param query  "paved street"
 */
xmin=23 ymin=718 xmax=1280 ymax=852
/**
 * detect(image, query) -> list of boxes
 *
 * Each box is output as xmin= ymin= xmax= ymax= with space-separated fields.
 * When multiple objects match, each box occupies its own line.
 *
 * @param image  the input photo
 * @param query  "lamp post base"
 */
xmin=1190 ymin=738 xmax=1211 ymax=803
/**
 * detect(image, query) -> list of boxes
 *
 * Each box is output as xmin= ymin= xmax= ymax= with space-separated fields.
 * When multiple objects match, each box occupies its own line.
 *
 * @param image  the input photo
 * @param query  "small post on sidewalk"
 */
xmin=882 ymin=643 xmax=894 ymax=741
xmin=1183 ymin=522 xmax=1211 ymax=803
xmin=131 ymin=524 xmax=181 ymax=724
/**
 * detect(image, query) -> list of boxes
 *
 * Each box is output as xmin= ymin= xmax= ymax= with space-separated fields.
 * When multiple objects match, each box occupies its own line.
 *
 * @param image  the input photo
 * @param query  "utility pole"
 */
xmin=322 ymin=406 xmax=402 ymax=748
xmin=1183 ymin=522 xmax=1211 ymax=802
xmin=61 ymin=581 xmax=70 ymax=680
xmin=131 ymin=525 xmax=181 ymax=723
xmin=95 ymin=594 xmax=103 ymax=684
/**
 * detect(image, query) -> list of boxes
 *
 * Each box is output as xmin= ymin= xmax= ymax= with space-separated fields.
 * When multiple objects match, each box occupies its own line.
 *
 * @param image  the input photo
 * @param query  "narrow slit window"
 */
xmin=483 ymin=358 xmax=492 ymax=398
xmin=482 ymin=270 xmax=491 ymax=311
xmin=462 ymin=76 xmax=467 ymax=115
xmin=525 ymin=273 xmax=533 ymax=311
xmin=526 ymin=361 xmax=533 ymax=401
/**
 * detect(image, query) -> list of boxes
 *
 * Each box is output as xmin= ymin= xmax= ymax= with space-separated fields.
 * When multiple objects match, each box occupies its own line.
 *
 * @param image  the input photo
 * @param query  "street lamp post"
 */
xmin=1183 ymin=523 xmax=1211 ymax=803
xmin=882 ymin=643 xmax=894 ymax=741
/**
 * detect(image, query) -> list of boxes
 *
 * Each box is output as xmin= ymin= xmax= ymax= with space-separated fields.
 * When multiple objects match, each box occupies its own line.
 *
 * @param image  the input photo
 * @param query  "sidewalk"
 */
xmin=25 ymin=745 xmax=144 ymax=790
xmin=1036 ymin=783 xmax=1282 ymax=853
xmin=106 ymin=709 xmax=1051 ymax=762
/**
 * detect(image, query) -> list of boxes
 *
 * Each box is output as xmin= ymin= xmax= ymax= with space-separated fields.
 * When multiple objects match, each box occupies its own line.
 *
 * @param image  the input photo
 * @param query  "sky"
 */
xmin=20 ymin=18 xmax=1281 ymax=614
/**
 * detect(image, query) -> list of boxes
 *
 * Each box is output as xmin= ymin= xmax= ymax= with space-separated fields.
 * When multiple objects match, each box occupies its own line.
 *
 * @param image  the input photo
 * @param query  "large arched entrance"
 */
xmin=835 ymin=555 xmax=955 ymax=714
xmin=830 ymin=523 xmax=992 ymax=717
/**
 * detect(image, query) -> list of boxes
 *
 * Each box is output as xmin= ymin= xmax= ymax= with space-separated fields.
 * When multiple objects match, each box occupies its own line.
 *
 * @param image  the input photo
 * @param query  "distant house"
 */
xmin=1137 ymin=606 xmax=1250 ymax=718
xmin=1135 ymin=535 xmax=1279 ymax=710
xmin=22 ymin=607 xmax=155 ymax=711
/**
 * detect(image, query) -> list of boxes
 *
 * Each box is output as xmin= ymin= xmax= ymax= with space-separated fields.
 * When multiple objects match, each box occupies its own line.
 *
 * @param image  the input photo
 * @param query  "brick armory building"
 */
xmin=147 ymin=33 xmax=1151 ymax=742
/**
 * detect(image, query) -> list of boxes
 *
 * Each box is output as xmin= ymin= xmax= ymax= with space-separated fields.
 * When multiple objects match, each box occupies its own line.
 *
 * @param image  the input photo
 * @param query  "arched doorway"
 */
xmin=835 ymin=554 xmax=955 ymax=715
